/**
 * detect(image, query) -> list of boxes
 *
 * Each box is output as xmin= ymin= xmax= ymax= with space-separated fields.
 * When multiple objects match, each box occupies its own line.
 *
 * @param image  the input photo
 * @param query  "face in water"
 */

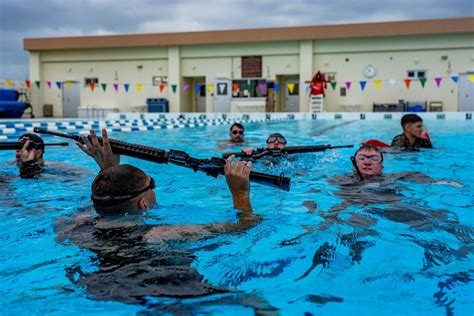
xmin=355 ymin=149 xmax=383 ymax=178
xmin=406 ymin=121 xmax=425 ymax=138
xmin=230 ymin=127 xmax=244 ymax=142
xmin=266 ymin=135 xmax=286 ymax=150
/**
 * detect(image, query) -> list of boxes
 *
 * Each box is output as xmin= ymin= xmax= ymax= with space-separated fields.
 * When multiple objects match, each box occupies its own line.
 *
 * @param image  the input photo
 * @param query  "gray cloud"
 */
xmin=0 ymin=0 xmax=472 ymax=80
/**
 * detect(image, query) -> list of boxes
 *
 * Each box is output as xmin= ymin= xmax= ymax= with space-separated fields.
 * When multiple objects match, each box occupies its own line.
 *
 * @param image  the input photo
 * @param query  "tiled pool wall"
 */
xmin=0 ymin=112 xmax=471 ymax=141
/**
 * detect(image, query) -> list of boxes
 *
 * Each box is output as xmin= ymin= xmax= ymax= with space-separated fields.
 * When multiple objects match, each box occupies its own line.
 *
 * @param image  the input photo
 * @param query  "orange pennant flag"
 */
xmin=232 ymin=83 xmax=239 ymax=92
xmin=159 ymin=84 xmax=165 ymax=93
xmin=404 ymin=79 xmax=411 ymax=89
xmin=374 ymin=80 xmax=382 ymax=89
xmin=25 ymin=80 xmax=31 ymax=89
xmin=90 ymin=83 xmax=95 ymax=91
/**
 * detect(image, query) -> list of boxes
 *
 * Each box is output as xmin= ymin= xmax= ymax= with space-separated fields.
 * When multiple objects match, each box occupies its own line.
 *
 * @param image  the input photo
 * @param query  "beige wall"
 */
xmin=30 ymin=33 xmax=473 ymax=116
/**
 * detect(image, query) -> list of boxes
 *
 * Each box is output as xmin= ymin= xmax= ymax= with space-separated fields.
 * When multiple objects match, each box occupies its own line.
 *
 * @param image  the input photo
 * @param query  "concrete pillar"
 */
xmin=168 ymin=46 xmax=181 ymax=112
xmin=29 ymin=52 xmax=43 ymax=117
xmin=299 ymin=40 xmax=313 ymax=112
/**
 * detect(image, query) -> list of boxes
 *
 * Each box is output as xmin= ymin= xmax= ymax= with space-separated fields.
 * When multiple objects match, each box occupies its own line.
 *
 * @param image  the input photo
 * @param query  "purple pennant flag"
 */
xmin=124 ymin=84 xmax=130 ymax=92
xmin=47 ymin=81 xmax=51 ymax=88
xmin=195 ymin=83 xmax=201 ymax=95
xmin=113 ymin=83 xmax=119 ymax=92
xmin=359 ymin=81 xmax=367 ymax=91
xmin=434 ymin=77 xmax=442 ymax=87
xmin=451 ymin=76 xmax=458 ymax=84
xmin=183 ymin=83 xmax=190 ymax=91
xmin=274 ymin=83 xmax=280 ymax=92
xmin=56 ymin=82 xmax=62 ymax=89
xmin=258 ymin=83 xmax=267 ymax=94
xmin=345 ymin=81 xmax=351 ymax=90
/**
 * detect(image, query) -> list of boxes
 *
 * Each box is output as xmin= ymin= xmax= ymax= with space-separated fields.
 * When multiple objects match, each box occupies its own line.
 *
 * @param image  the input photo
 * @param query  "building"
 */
xmin=23 ymin=17 xmax=474 ymax=118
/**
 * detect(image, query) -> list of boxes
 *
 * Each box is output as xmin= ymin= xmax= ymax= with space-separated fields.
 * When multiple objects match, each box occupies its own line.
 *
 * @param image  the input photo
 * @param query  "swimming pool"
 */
xmin=1 ymin=118 xmax=473 ymax=315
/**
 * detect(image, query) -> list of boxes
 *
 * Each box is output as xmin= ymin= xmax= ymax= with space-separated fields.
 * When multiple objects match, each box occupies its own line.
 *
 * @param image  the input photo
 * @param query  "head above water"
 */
xmin=229 ymin=122 xmax=245 ymax=142
xmin=91 ymin=164 xmax=156 ymax=216
xmin=266 ymin=133 xmax=286 ymax=149
xmin=401 ymin=114 xmax=425 ymax=138
xmin=16 ymin=133 xmax=45 ymax=161
xmin=353 ymin=145 xmax=384 ymax=179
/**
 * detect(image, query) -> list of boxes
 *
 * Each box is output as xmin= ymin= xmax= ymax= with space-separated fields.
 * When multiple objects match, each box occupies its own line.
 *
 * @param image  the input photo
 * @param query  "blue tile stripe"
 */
xmin=0 ymin=117 xmax=269 ymax=140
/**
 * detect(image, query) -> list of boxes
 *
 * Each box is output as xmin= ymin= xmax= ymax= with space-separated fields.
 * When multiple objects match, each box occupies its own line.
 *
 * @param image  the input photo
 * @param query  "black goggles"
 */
xmin=266 ymin=136 xmax=287 ymax=144
xmin=91 ymin=177 xmax=156 ymax=207
xmin=231 ymin=130 xmax=244 ymax=135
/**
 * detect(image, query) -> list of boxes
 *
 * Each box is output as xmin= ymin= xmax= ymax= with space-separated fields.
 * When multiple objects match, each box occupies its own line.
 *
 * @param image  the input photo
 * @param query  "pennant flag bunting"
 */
xmin=25 ymin=80 xmax=31 ymax=89
xmin=434 ymin=77 xmax=442 ymax=87
xmin=56 ymin=82 xmax=62 ymax=89
xmin=218 ymin=83 xmax=227 ymax=94
xmin=274 ymin=83 xmax=280 ymax=92
xmin=359 ymin=81 xmax=367 ymax=91
xmin=101 ymin=83 xmax=107 ymax=92
xmin=389 ymin=79 xmax=396 ymax=87
xmin=136 ymin=84 xmax=143 ymax=92
xmin=208 ymin=84 xmax=214 ymax=93
xmin=420 ymin=78 xmax=427 ymax=88
xmin=171 ymin=85 xmax=177 ymax=94
xmin=113 ymin=83 xmax=119 ymax=92
xmin=124 ymin=84 xmax=130 ymax=92
xmin=288 ymin=83 xmax=295 ymax=94
xmin=330 ymin=81 xmax=337 ymax=90
xmin=345 ymin=81 xmax=351 ymax=90
xmin=159 ymin=84 xmax=165 ymax=93
xmin=451 ymin=76 xmax=458 ymax=83
xmin=195 ymin=83 xmax=201 ymax=95
xmin=66 ymin=82 xmax=73 ymax=89
xmin=182 ymin=83 xmax=190 ymax=91
xmin=258 ymin=83 xmax=267 ymax=94
xmin=468 ymin=75 xmax=474 ymax=82
xmin=404 ymin=79 xmax=411 ymax=89
xmin=6 ymin=79 xmax=12 ymax=87
xmin=245 ymin=83 xmax=252 ymax=93
xmin=90 ymin=83 xmax=95 ymax=92
xmin=47 ymin=81 xmax=51 ymax=89
xmin=374 ymin=80 xmax=382 ymax=89
xmin=35 ymin=81 xmax=41 ymax=88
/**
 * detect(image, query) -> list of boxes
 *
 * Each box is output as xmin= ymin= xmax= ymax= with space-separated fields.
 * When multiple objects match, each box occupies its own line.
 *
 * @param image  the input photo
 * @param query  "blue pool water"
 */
xmin=0 ymin=119 xmax=473 ymax=315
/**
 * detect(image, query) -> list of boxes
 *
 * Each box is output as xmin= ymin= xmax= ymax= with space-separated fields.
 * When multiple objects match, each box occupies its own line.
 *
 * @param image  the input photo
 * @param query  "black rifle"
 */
xmin=222 ymin=144 xmax=354 ymax=160
xmin=0 ymin=141 xmax=69 ymax=150
xmin=33 ymin=127 xmax=291 ymax=192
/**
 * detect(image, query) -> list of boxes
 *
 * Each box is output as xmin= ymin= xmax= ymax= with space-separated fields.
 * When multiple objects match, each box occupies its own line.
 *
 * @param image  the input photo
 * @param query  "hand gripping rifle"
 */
xmin=0 ymin=141 xmax=69 ymax=150
xmin=222 ymin=144 xmax=354 ymax=160
xmin=33 ymin=127 xmax=291 ymax=192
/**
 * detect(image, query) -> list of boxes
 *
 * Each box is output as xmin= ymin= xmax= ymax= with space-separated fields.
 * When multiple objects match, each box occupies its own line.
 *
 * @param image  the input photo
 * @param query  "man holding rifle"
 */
xmin=16 ymin=133 xmax=46 ymax=178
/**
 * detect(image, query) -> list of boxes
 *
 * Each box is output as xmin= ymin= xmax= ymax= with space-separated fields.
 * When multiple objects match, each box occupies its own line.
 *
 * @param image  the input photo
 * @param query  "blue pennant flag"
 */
xmin=360 ymin=81 xmax=367 ymax=91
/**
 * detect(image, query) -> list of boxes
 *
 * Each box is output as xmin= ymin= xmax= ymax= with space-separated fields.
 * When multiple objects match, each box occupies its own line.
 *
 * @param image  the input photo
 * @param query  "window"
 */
xmin=232 ymin=79 xmax=267 ymax=98
xmin=84 ymin=78 xmax=99 ymax=85
xmin=153 ymin=76 xmax=168 ymax=86
xmin=407 ymin=70 xmax=427 ymax=80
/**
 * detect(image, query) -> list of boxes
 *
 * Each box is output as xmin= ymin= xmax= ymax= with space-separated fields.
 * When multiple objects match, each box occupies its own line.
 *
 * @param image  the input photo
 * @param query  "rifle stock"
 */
xmin=33 ymin=127 xmax=291 ymax=191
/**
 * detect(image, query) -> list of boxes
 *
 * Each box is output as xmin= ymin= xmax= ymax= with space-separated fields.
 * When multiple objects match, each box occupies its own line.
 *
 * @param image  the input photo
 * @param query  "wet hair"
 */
xmin=230 ymin=123 xmax=244 ymax=131
xmin=401 ymin=114 xmax=423 ymax=129
xmin=355 ymin=144 xmax=384 ymax=162
xmin=91 ymin=164 xmax=151 ymax=216
xmin=18 ymin=133 xmax=45 ymax=154
xmin=269 ymin=133 xmax=285 ymax=139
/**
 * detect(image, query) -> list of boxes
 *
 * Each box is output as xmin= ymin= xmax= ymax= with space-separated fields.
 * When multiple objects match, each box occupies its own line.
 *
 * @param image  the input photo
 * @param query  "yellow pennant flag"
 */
xmin=136 ymin=84 xmax=143 ymax=92
xmin=5 ymin=79 xmax=12 ymax=87
xmin=288 ymin=83 xmax=295 ymax=94
xmin=374 ymin=80 xmax=382 ymax=89
xmin=208 ymin=84 xmax=214 ymax=93
xmin=66 ymin=82 xmax=73 ymax=89
xmin=468 ymin=75 xmax=474 ymax=82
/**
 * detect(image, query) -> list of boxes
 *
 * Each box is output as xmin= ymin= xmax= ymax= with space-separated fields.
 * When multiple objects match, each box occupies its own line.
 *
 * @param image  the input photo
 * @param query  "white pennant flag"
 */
xmin=389 ymin=79 xmax=396 ymax=87
xmin=218 ymin=83 xmax=226 ymax=94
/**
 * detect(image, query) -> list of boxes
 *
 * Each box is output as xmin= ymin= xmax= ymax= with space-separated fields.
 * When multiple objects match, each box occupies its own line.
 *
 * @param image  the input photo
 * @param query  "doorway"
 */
xmin=213 ymin=79 xmax=232 ymax=112
xmin=458 ymin=72 xmax=474 ymax=111
xmin=62 ymin=81 xmax=80 ymax=118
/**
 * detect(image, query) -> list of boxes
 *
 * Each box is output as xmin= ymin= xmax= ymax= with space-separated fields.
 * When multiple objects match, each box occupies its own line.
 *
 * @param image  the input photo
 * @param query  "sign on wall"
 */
xmin=242 ymin=56 xmax=262 ymax=78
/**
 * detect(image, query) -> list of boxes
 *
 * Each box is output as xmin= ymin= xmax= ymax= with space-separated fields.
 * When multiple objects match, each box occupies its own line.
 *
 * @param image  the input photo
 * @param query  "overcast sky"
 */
xmin=0 ymin=0 xmax=472 ymax=80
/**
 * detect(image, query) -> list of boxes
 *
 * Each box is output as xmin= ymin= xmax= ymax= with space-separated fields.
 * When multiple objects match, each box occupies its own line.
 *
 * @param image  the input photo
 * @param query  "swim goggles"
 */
xmin=266 ymin=135 xmax=287 ymax=144
xmin=354 ymin=154 xmax=383 ymax=163
xmin=231 ymin=130 xmax=244 ymax=135
xmin=91 ymin=176 xmax=156 ymax=207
